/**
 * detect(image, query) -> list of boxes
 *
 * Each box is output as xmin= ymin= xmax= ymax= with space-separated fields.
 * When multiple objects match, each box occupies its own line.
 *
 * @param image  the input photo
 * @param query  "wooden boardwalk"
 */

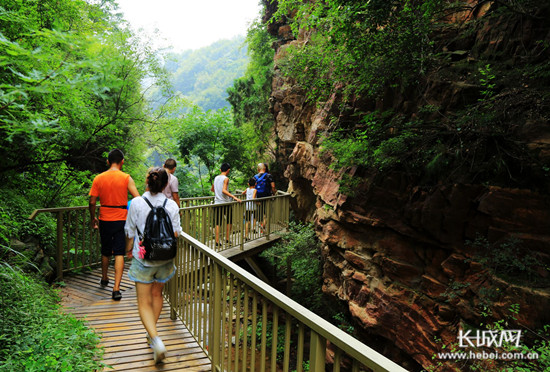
xmin=59 ymin=263 xmax=211 ymax=371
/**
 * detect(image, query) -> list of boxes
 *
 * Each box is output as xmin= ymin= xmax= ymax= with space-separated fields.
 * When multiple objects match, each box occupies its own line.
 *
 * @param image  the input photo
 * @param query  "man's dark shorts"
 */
xmin=98 ymin=220 xmax=126 ymax=256
xmin=211 ymin=205 xmax=233 ymax=225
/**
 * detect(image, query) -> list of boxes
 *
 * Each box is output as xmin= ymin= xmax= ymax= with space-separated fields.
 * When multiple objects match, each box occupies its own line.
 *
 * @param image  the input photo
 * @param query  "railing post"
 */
xmin=309 ymin=331 xmax=327 ymax=372
xmin=240 ymin=201 xmax=245 ymax=251
xmin=56 ymin=211 xmax=64 ymax=281
xmin=211 ymin=263 xmax=222 ymax=369
xmin=169 ymin=239 xmax=180 ymax=320
xmin=202 ymin=207 xmax=207 ymax=246
xmin=266 ymin=199 xmax=271 ymax=240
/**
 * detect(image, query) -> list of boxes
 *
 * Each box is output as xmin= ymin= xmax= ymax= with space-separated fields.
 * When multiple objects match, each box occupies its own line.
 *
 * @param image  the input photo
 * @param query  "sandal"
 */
xmin=100 ymin=279 xmax=109 ymax=287
xmin=112 ymin=290 xmax=122 ymax=301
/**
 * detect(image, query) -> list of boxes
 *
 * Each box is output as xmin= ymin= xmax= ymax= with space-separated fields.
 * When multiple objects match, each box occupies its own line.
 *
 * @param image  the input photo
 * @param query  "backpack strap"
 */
xmin=137 ymin=196 xmax=154 ymax=239
xmin=256 ymin=173 xmax=267 ymax=182
xmin=142 ymin=196 xmax=154 ymax=210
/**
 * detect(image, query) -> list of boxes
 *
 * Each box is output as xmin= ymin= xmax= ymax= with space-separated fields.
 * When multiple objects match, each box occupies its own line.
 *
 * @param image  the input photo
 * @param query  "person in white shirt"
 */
xmin=162 ymin=158 xmax=180 ymax=207
xmin=241 ymin=177 xmax=257 ymax=240
xmin=124 ymin=167 xmax=182 ymax=364
xmin=211 ymin=163 xmax=241 ymax=247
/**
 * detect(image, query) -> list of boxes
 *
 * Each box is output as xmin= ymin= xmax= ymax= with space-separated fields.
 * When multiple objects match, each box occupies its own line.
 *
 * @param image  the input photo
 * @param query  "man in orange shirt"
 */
xmin=89 ymin=149 xmax=140 ymax=301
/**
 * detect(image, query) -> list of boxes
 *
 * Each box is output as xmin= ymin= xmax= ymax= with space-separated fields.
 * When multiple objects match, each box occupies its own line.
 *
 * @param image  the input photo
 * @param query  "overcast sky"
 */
xmin=116 ymin=0 xmax=262 ymax=52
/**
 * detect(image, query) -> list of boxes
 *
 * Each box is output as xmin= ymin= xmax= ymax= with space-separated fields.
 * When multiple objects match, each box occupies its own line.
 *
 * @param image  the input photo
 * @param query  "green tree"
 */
xmin=177 ymin=106 xmax=246 ymax=193
xmin=227 ymin=18 xmax=276 ymax=161
xmin=261 ymin=222 xmax=323 ymax=312
xmin=271 ymin=0 xmax=442 ymax=102
xmin=0 ymin=0 xmax=172 ymax=206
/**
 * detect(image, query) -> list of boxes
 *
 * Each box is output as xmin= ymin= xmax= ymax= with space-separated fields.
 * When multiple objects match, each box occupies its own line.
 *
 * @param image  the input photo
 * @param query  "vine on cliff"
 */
xmin=270 ymin=0 xmax=550 ymax=192
xmin=271 ymin=0 xmax=443 ymax=102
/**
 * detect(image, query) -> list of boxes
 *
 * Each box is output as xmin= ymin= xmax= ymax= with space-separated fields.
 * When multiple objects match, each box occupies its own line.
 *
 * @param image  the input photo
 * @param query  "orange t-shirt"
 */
xmin=89 ymin=170 xmax=130 ymax=221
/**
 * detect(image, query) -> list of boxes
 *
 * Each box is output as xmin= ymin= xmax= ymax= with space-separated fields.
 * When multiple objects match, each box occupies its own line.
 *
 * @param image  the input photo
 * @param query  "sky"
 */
xmin=115 ymin=0 xmax=262 ymax=52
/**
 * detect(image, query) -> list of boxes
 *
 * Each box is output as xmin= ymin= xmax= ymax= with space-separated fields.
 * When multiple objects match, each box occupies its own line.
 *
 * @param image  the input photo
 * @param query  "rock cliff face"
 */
xmin=266 ymin=1 xmax=550 ymax=370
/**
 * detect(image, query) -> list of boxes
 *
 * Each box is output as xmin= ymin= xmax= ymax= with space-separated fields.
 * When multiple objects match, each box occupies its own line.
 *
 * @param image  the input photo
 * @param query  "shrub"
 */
xmin=0 ymin=258 xmax=104 ymax=371
xmin=260 ymin=222 xmax=323 ymax=312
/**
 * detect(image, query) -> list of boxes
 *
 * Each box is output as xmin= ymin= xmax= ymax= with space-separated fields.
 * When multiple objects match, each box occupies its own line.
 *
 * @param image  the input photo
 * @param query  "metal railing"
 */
xmin=180 ymin=196 xmax=215 ymax=207
xmin=181 ymin=192 xmax=290 ymax=252
xmin=28 ymin=191 xmax=407 ymax=370
xmin=166 ymin=233 xmax=408 ymax=372
xmin=28 ymin=191 xmax=291 ymax=279
xmin=28 ymin=207 xmax=101 ymax=280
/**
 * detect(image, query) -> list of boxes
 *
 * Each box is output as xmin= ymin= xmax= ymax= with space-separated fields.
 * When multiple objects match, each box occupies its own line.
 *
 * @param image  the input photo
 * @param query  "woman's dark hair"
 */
xmin=146 ymin=167 xmax=168 ymax=194
xmin=263 ymin=163 xmax=270 ymax=173
xmin=248 ymin=177 xmax=256 ymax=187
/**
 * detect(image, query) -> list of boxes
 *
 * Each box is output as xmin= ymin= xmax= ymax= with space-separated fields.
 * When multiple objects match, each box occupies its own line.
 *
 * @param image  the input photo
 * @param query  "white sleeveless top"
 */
xmin=246 ymin=188 xmax=255 ymax=211
xmin=213 ymin=175 xmax=231 ymax=204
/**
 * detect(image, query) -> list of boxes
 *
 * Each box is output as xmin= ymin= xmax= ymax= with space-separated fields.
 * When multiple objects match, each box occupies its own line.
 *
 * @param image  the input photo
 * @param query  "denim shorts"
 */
xmin=128 ymin=258 xmax=176 ymax=284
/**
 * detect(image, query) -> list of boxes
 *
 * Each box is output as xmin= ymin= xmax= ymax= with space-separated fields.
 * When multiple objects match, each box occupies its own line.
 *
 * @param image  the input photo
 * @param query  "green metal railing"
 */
xmin=181 ymin=192 xmax=290 ymax=252
xmin=166 ymin=233 xmax=408 ymax=372
xmin=29 ymin=207 xmax=101 ymax=279
xmin=29 ymin=191 xmax=407 ymax=370
xmin=28 ymin=192 xmax=290 ymax=279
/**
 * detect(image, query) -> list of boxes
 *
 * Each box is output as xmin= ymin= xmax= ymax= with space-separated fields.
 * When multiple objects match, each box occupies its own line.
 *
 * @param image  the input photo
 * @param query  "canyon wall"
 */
xmin=266 ymin=1 xmax=550 ymax=370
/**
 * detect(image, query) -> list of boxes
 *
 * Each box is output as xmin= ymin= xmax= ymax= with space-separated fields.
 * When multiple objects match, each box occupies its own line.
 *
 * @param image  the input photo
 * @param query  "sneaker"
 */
xmin=100 ymin=279 xmax=109 ymax=287
xmin=112 ymin=290 xmax=122 ymax=301
xmin=151 ymin=336 xmax=167 ymax=363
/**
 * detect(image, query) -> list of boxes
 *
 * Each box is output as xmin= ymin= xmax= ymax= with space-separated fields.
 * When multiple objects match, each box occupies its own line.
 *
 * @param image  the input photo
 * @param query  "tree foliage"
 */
xmin=177 ymin=106 xmax=248 ymax=192
xmin=260 ymin=222 xmax=323 ymax=312
xmin=164 ymin=37 xmax=249 ymax=111
xmin=0 ymin=0 xmax=172 ymax=206
xmin=272 ymin=0 xmax=442 ymax=102
xmin=227 ymin=19 xmax=276 ymax=162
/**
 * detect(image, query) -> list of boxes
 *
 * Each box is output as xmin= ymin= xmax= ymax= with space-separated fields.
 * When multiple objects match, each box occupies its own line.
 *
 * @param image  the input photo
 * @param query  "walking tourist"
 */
xmin=211 ymin=163 xmax=241 ymax=246
xmin=89 ymin=149 xmax=140 ymax=301
xmin=124 ymin=167 xmax=182 ymax=363
xmin=162 ymin=158 xmax=180 ymax=207
xmin=242 ymin=177 xmax=258 ymax=240
xmin=254 ymin=163 xmax=276 ymax=232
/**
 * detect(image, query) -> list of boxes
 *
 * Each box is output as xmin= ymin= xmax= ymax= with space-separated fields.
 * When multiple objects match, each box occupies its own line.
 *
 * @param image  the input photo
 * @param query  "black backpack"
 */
xmin=137 ymin=197 xmax=177 ymax=260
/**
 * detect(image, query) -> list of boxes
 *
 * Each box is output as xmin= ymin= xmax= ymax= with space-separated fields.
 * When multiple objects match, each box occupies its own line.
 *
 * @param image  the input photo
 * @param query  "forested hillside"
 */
xmin=163 ymin=37 xmax=248 ymax=111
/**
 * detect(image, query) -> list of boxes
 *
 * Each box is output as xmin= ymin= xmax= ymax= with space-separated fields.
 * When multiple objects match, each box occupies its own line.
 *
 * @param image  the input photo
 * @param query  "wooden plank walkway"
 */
xmin=59 ymin=263 xmax=211 ymax=371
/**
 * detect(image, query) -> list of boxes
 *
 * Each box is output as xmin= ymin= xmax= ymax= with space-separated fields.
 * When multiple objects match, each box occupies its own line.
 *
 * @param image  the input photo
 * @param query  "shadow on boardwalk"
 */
xmin=59 ymin=263 xmax=211 ymax=371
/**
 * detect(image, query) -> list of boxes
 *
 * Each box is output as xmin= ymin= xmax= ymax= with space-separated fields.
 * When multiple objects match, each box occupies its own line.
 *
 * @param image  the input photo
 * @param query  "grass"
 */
xmin=0 ymin=253 xmax=105 ymax=372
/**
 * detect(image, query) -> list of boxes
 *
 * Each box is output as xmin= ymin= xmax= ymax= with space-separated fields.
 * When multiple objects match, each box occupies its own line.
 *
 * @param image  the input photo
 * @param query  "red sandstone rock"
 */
xmin=268 ymin=2 xmax=550 ymax=370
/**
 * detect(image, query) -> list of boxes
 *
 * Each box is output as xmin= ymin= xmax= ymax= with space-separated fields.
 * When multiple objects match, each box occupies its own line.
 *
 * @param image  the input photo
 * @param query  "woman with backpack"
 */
xmin=124 ymin=167 xmax=182 ymax=364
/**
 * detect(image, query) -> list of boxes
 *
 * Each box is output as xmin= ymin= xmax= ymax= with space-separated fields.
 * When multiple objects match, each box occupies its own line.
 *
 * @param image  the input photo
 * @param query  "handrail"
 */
xmin=28 ymin=192 xmax=291 ymax=278
xmin=29 ymin=207 xmax=101 ymax=280
xmin=180 ymin=192 xmax=290 ymax=253
xmin=166 ymin=232 xmax=408 ymax=372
